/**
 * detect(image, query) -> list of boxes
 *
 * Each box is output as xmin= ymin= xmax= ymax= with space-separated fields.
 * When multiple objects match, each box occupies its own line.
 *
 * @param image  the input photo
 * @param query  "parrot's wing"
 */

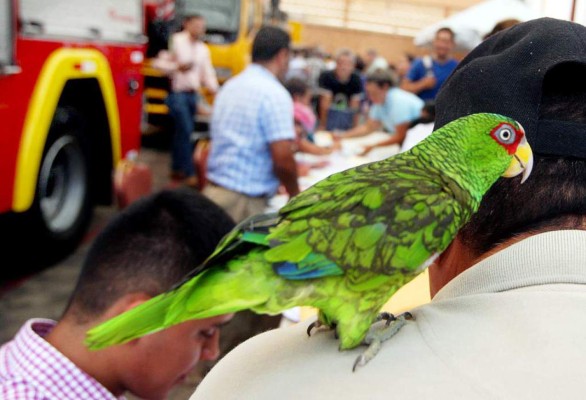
xmin=268 ymin=155 xmax=474 ymax=278
xmin=204 ymin=212 xmax=279 ymax=264
xmin=169 ymin=212 xmax=280 ymax=289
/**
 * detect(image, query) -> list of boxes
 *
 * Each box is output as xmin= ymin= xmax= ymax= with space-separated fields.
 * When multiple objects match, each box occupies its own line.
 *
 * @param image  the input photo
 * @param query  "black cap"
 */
xmin=435 ymin=17 xmax=586 ymax=159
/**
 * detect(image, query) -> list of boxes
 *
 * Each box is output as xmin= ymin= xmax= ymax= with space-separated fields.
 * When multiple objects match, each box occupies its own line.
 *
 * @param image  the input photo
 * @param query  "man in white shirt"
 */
xmin=191 ymin=18 xmax=586 ymax=399
xmin=165 ymin=14 xmax=218 ymax=187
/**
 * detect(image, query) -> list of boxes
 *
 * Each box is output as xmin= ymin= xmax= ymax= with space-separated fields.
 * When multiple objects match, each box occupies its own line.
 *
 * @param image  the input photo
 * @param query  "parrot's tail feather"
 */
xmin=85 ymin=292 xmax=176 ymax=350
xmin=85 ymin=254 xmax=274 ymax=351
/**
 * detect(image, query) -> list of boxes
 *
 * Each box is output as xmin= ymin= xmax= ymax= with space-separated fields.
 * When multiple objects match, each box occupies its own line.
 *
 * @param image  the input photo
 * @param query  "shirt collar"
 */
xmin=434 ymin=230 xmax=586 ymax=301
xmin=248 ymin=63 xmax=279 ymax=82
xmin=12 ymin=319 xmax=125 ymax=400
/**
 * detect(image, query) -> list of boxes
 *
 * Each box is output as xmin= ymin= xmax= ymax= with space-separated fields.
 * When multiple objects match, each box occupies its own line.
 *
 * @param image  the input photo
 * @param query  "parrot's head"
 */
xmin=485 ymin=115 xmax=533 ymax=184
xmin=482 ymin=114 xmax=533 ymax=183
xmin=431 ymin=113 xmax=534 ymax=198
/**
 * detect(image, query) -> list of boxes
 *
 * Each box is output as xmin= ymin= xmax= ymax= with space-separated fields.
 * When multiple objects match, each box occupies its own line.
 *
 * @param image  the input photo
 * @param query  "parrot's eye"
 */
xmin=495 ymin=124 xmax=516 ymax=144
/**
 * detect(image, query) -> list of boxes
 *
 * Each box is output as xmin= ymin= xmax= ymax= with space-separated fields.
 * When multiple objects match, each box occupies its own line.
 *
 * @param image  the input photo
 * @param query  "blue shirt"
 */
xmin=207 ymin=64 xmax=295 ymax=197
xmin=407 ymin=57 xmax=458 ymax=100
xmin=369 ymin=87 xmax=424 ymax=133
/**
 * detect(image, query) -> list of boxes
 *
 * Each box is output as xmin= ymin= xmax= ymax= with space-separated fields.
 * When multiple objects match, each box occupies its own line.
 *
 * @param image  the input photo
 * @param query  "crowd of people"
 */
xmin=5 ymin=12 xmax=586 ymax=400
xmin=159 ymin=15 xmax=465 ymax=194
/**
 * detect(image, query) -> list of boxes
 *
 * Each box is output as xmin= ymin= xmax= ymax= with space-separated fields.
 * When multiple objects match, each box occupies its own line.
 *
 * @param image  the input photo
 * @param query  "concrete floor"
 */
xmin=0 ymin=143 xmax=208 ymax=399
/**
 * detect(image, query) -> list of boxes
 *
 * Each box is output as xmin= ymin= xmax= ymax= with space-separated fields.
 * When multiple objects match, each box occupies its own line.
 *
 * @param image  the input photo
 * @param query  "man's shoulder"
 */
xmin=224 ymin=67 xmax=286 ymax=93
xmin=170 ymin=31 xmax=188 ymax=43
xmin=388 ymin=87 xmax=424 ymax=105
xmin=448 ymin=57 xmax=458 ymax=65
xmin=192 ymin=317 xmax=458 ymax=399
xmin=435 ymin=58 xmax=458 ymax=69
xmin=215 ymin=72 xmax=291 ymax=117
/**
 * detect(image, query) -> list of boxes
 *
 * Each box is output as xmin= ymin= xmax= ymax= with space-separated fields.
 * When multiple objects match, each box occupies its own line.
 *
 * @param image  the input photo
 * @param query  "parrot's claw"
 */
xmin=307 ymin=320 xmax=335 ymax=337
xmin=376 ymin=312 xmax=396 ymax=325
xmin=352 ymin=312 xmax=413 ymax=372
xmin=306 ymin=320 xmax=321 ymax=336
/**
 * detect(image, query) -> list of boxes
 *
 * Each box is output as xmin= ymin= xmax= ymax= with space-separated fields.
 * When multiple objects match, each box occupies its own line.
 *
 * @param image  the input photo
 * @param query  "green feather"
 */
xmin=362 ymin=188 xmax=384 ymax=209
xmin=264 ymin=233 xmax=312 ymax=262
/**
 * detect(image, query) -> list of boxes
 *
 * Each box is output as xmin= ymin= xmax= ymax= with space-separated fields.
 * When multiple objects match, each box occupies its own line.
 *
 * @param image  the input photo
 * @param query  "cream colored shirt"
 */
xmin=192 ymin=230 xmax=586 ymax=400
xmin=168 ymin=31 xmax=218 ymax=93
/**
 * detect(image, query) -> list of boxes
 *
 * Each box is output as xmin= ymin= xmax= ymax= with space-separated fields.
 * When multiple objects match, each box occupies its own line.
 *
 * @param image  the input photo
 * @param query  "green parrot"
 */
xmin=86 ymin=113 xmax=533 ymax=368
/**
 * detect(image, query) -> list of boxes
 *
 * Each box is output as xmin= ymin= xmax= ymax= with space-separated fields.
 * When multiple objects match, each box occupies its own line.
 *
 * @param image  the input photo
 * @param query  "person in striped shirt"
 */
xmin=0 ymin=189 xmax=234 ymax=400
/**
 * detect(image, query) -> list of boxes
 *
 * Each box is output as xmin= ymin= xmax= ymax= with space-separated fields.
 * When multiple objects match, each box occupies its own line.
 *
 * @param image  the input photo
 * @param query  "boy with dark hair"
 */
xmin=0 ymin=189 xmax=234 ymax=399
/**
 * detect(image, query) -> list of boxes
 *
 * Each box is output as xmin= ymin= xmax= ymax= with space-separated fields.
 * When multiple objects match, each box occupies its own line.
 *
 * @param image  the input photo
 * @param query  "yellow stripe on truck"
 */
xmin=13 ymin=48 xmax=121 ymax=212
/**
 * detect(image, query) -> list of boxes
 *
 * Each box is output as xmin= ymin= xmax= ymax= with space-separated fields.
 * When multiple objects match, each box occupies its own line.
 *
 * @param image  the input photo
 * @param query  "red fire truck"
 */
xmin=0 ymin=0 xmax=146 ymax=265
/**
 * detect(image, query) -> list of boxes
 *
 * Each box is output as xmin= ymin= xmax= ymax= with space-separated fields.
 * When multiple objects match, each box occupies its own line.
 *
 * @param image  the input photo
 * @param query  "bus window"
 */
xmin=183 ymin=0 xmax=241 ymax=44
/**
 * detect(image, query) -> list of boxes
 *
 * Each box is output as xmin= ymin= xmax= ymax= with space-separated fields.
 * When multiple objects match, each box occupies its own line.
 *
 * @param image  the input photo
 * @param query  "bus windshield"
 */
xmin=184 ymin=0 xmax=241 ymax=35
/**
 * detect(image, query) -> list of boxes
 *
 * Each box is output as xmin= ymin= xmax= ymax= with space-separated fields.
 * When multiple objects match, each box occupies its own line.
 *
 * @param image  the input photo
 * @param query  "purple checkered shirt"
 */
xmin=0 ymin=319 xmax=125 ymax=400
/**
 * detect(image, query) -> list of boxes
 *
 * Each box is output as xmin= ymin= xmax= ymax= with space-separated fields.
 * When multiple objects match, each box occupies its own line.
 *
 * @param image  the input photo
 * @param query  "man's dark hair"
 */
xmin=483 ymin=18 xmax=520 ymax=40
xmin=409 ymin=100 xmax=436 ymax=128
xmin=285 ymin=77 xmax=308 ymax=98
xmin=252 ymin=25 xmax=290 ymax=63
xmin=459 ymin=62 xmax=586 ymax=256
xmin=436 ymin=27 xmax=455 ymax=41
xmin=183 ymin=13 xmax=204 ymax=24
xmin=64 ymin=189 xmax=235 ymax=323
xmin=365 ymin=69 xmax=395 ymax=88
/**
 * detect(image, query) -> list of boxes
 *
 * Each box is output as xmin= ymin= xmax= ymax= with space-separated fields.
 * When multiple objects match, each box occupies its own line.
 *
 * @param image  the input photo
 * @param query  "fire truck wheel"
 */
xmin=31 ymin=107 xmax=93 ymax=262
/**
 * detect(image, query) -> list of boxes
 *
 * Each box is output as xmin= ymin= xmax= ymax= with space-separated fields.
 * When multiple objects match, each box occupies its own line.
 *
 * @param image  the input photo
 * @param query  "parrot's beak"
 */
xmin=503 ymin=136 xmax=533 ymax=183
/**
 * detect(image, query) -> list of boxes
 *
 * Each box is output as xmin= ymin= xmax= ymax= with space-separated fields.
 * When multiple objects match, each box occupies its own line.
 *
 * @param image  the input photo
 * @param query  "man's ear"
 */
xmin=94 ymin=293 xmax=156 ymax=349
xmin=279 ymin=47 xmax=290 ymax=63
xmin=100 ymin=292 xmax=153 ymax=320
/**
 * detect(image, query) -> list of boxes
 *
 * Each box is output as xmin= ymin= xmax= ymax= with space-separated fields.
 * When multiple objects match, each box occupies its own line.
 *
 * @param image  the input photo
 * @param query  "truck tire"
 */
xmin=29 ymin=107 xmax=93 ymax=265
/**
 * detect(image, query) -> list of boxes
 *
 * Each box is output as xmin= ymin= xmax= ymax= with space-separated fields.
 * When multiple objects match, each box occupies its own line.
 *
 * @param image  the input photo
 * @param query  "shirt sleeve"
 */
xmin=199 ymin=45 xmax=219 ymax=92
xmin=407 ymin=59 xmax=426 ymax=82
xmin=260 ymin=90 xmax=295 ymax=143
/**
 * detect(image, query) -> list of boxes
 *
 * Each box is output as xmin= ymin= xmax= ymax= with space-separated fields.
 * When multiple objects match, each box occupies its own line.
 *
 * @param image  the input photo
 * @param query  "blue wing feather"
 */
xmin=273 ymin=253 xmax=344 ymax=280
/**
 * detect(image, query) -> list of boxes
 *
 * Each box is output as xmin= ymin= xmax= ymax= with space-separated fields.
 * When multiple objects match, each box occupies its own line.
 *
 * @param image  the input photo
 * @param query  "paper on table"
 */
xmin=267 ymin=132 xmax=401 ymax=213
xmin=313 ymin=131 xmax=334 ymax=148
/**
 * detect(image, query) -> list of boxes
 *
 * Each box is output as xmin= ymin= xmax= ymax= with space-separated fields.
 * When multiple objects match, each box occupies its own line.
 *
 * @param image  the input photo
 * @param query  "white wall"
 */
xmin=525 ymin=0 xmax=586 ymax=24
xmin=19 ymin=0 xmax=144 ymax=42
